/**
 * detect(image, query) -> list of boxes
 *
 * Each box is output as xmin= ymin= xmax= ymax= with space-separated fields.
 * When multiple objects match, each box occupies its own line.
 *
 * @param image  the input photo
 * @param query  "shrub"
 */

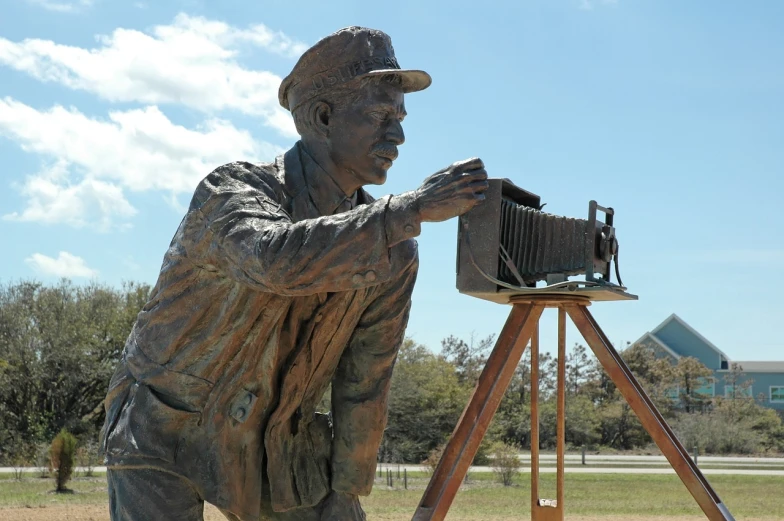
xmin=472 ymin=436 xmax=494 ymax=466
xmin=490 ymin=442 xmax=521 ymax=486
xmin=672 ymin=397 xmax=784 ymax=455
xmin=50 ymin=429 xmax=77 ymax=492
xmin=34 ymin=442 xmax=52 ymax=478
xmin=422 ymin=444 xmax=444 ymax=475
xmin=11 ymin=455 xmax=26 ymax=481
xmin=75 ymin=439 xmax=101 ymax=477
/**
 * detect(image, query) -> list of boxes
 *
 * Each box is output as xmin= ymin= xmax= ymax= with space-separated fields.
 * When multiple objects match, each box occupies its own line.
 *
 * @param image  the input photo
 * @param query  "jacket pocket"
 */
xmin=100 ymin=366 xmax=134 ymax=455
xmin=106 ymin=382 xmax=200 ymax=465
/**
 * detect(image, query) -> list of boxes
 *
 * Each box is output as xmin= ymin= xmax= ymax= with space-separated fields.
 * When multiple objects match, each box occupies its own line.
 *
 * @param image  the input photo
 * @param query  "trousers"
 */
xmin=107 ymin=468 xmax=366 ymax=521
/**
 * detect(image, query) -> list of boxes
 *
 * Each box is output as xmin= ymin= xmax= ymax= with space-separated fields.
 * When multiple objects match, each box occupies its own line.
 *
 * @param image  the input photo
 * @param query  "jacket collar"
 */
xmin=280 ymin=141 xmax=359 ymax=217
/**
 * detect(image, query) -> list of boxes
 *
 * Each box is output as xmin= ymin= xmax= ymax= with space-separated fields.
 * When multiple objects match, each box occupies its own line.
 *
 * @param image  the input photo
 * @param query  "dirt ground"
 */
xmin=0 ymin=504 xmax=776 ymax=521
xmin=1 ymin=505 xmax=227 ymax=520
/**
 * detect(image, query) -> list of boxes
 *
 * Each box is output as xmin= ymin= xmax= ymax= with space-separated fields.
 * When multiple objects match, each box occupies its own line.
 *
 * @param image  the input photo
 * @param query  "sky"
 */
xmin=0 ymin=0 xmax=782 ymax=362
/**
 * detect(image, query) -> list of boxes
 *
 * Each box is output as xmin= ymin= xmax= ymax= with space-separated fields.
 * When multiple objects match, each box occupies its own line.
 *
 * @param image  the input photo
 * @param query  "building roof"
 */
xmin=631 ymin=331 xmax=682 ymax=360
xmin=651 ymin=313 xmax=732 ymax=361
xmin=639 ymin=313 xmax=784 ymax=374
xmin=722 ymin=361 xmax=784 ymax=373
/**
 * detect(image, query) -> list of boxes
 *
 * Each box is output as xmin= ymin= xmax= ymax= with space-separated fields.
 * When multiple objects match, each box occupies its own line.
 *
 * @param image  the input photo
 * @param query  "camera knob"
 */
xmin=600 ymin=226 xmax=618 ymax=262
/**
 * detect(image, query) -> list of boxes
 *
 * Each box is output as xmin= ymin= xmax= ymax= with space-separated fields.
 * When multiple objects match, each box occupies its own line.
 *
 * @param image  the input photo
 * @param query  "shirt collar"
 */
xmin=297 ymin=142 xmax=357 ymax=216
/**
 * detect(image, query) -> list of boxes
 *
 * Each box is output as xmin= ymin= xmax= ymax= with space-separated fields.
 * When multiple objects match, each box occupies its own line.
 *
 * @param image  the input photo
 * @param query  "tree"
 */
xmin=489 ymin=345 xmax=558 ymax=449
xmin=565 ymin=344 xmax=597 ymax=397
xmin=564 ymin=394 xmax=601 ymax=447
xmin=490 ymin=442 xmax=521 ymax=486
xmin=50 ymin=428 xmax=77 ymax=492
xmin=0 ymin=279 xmax=150 ymax=464
xmin=380 ymin=339 xmax=472 ymax=464
xmin=722 ymin=363 xmax=754 ymax=402
xmin=582 ymin=342 xmax=675 ymax=449
xmin=674 ymin=357 xmax=714 ymax=413
xmin=440 ymin=332 xmax=495 ymax=386
xmin=673 ymin=397 xmax=784 ymax=455
xmin=596 ymin=397 xmax=651 ymax=449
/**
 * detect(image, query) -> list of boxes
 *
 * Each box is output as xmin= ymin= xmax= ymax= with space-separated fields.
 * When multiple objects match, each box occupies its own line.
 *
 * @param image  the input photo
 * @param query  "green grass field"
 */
xmin=368 ymin=472 xmax=782 ymax=519
xmin=1 ymin=471 xmax=781 ymax=520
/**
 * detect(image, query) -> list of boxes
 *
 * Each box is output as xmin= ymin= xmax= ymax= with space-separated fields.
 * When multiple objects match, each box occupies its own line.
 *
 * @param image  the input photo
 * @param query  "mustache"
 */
xmin=371 ymin=143 xmax=399 ymax=161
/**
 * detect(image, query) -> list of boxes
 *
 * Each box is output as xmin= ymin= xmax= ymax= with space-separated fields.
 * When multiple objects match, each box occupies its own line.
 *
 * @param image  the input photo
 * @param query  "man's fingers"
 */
xmin=449 ymin=188 xmax=488 ymax=202
xmin=452 ymin=170 xmax=487 ymax=187
xmin=461 ymin=168 xmax=487 ymax=179
xmin=454 ymin=176 xmax=489 ymax=191
xmin=451 ymin=157 xmax=484 ymax=173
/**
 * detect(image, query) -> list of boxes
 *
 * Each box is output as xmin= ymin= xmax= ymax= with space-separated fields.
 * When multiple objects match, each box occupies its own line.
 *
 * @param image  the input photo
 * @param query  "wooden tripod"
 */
xmin=411 ymin=295 xmax=735 ymax=521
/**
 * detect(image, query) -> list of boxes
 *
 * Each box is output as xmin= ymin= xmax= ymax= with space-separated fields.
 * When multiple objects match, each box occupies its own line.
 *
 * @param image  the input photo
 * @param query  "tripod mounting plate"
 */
xmin=499 ymin=285 xmax=638 ymax=304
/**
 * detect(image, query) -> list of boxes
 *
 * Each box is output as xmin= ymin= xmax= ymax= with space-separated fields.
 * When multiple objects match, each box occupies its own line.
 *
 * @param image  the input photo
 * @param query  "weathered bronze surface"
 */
xmin=100 ymin=26 xmax=488 ymax=521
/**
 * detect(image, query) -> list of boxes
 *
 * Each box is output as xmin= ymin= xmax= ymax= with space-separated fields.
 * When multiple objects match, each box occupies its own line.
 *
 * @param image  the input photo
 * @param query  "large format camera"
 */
xmin=456 ymin=178 xmax=634 ymax=303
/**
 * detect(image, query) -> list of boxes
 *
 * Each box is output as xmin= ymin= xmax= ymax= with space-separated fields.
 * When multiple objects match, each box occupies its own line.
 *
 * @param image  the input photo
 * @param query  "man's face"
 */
xmin=327 ymin=80 xmax=406 ymax=189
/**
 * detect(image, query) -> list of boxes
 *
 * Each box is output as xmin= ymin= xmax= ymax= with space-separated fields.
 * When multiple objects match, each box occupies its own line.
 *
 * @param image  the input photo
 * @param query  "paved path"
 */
xmin=517 ymin=454 xmax=784 ymax=463
xmin=4 ymin=456 xmax=784 ymax=477
xmin=376 ymin=454 xmax=784 ymax=476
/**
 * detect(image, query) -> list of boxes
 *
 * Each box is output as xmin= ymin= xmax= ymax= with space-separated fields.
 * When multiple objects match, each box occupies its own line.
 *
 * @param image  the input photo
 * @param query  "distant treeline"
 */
xmin=0 ymin=280 xmax=782 ymax=466
xmin=0 ymin=279 xmax=148 ymax=465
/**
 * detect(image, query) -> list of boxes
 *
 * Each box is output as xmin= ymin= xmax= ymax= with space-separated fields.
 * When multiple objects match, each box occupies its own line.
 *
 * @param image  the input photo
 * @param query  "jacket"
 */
xmin=101 ymin=141 xmax=420 ymax=521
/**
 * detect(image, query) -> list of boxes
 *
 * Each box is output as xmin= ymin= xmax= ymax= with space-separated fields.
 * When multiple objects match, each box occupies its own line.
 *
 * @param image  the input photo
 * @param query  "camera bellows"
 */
xmin=498 ymin=199 xmax=589 ymax=284
xmin=455 ymin=178 xmax=628 ymax=304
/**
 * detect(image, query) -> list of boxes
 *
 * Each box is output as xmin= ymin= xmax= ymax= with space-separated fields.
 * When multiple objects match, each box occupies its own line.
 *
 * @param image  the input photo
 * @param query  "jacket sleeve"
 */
xmin=329 ymin=241 xmax=419 ymax=495
xmin=181 ymin=163 xmax=421 ymax=296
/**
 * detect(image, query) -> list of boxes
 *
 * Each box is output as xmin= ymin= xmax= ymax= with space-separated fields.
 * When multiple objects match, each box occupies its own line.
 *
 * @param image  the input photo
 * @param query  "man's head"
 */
xmin=279 ymin=27 xmax=431 ymax=192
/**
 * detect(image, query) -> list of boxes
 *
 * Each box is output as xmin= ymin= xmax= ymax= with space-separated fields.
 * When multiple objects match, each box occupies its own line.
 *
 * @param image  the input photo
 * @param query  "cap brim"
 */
xmin=364 ymin=68 xmax=432 ymax=93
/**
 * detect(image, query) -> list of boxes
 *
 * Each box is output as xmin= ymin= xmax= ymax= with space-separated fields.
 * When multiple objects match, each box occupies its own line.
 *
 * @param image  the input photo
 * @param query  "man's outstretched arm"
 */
xmin=181 ymin=158 xmax=487 ymax=297
xmin=184 ymin=165 xmax=416 ymax=296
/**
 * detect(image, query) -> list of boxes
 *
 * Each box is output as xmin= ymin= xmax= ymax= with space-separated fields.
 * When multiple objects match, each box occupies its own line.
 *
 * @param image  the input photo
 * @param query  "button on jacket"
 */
xmin=101 ymin=141 xmax=421 ymax=521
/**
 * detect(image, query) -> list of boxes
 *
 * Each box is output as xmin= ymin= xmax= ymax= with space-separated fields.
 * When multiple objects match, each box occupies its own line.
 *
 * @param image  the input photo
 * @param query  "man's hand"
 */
xmin=413 ymin=157 xmax=489 ymax=223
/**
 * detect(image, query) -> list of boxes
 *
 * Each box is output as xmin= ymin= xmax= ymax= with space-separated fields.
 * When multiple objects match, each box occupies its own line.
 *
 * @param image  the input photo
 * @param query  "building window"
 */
xmin=725 ymin=385 xmax=753 ymax=398
xmin=771 ymin=387 xmax=784 ymax=403
xmin=695 ymin=377 xmax=715 ymax=397
xmin=664 ymin=386 xmax=680 ymax=401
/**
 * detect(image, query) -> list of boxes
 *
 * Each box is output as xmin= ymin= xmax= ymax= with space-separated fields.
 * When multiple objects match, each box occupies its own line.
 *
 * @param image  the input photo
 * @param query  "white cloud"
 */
xmin=0 ymin=13 xmax=305 ymax=137
xmin=25 ymin=251 xmax=98 ymax=278
xmin=26 ymin=0 xmax=93 ymax=13
xmin=158 ymin=13 xmax=309 ymax=58
xmin=0 ymin=98 xmax=279 ymax=229
xmin=4 ymin=160 xmax=137 ymax=231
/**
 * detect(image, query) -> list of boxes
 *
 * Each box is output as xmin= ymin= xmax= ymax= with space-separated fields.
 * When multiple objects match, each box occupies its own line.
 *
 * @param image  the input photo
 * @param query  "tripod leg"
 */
xmin=531 ymin=309 xmax=565 ymax=521
xmin=565 ymin=304 xmax=735 ymax=521
xmin=556 ymin=307 xmax=566 ymax=512
xmin=530 ymin=321 xmax=541 ymax=510
xmin=412 ymin=302 xmax=545 ymax=521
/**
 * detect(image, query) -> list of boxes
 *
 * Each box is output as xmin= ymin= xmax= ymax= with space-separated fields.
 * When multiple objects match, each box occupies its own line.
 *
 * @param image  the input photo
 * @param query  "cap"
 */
xmin=278 ymin=26 xmax=432 ymax=112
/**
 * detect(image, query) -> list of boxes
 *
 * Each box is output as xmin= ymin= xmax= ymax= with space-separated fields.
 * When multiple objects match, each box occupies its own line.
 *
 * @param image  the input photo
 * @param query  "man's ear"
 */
xmin=310 ymin=101 xmax=331 ymax=138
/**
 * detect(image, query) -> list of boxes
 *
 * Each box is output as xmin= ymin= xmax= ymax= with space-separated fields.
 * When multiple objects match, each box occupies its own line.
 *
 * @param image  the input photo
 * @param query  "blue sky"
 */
xmin=1 ymin=0 xmax=782 ymax=362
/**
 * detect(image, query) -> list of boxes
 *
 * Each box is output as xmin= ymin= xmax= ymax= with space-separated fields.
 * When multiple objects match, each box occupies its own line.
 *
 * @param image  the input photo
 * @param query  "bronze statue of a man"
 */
xmin=100 ymin=26 xmax=488 ymax=521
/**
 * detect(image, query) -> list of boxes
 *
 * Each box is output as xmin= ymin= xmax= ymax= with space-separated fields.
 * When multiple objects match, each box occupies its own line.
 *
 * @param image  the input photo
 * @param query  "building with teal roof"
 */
xmin=633 ymin=314 xmax=784 ymax=412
